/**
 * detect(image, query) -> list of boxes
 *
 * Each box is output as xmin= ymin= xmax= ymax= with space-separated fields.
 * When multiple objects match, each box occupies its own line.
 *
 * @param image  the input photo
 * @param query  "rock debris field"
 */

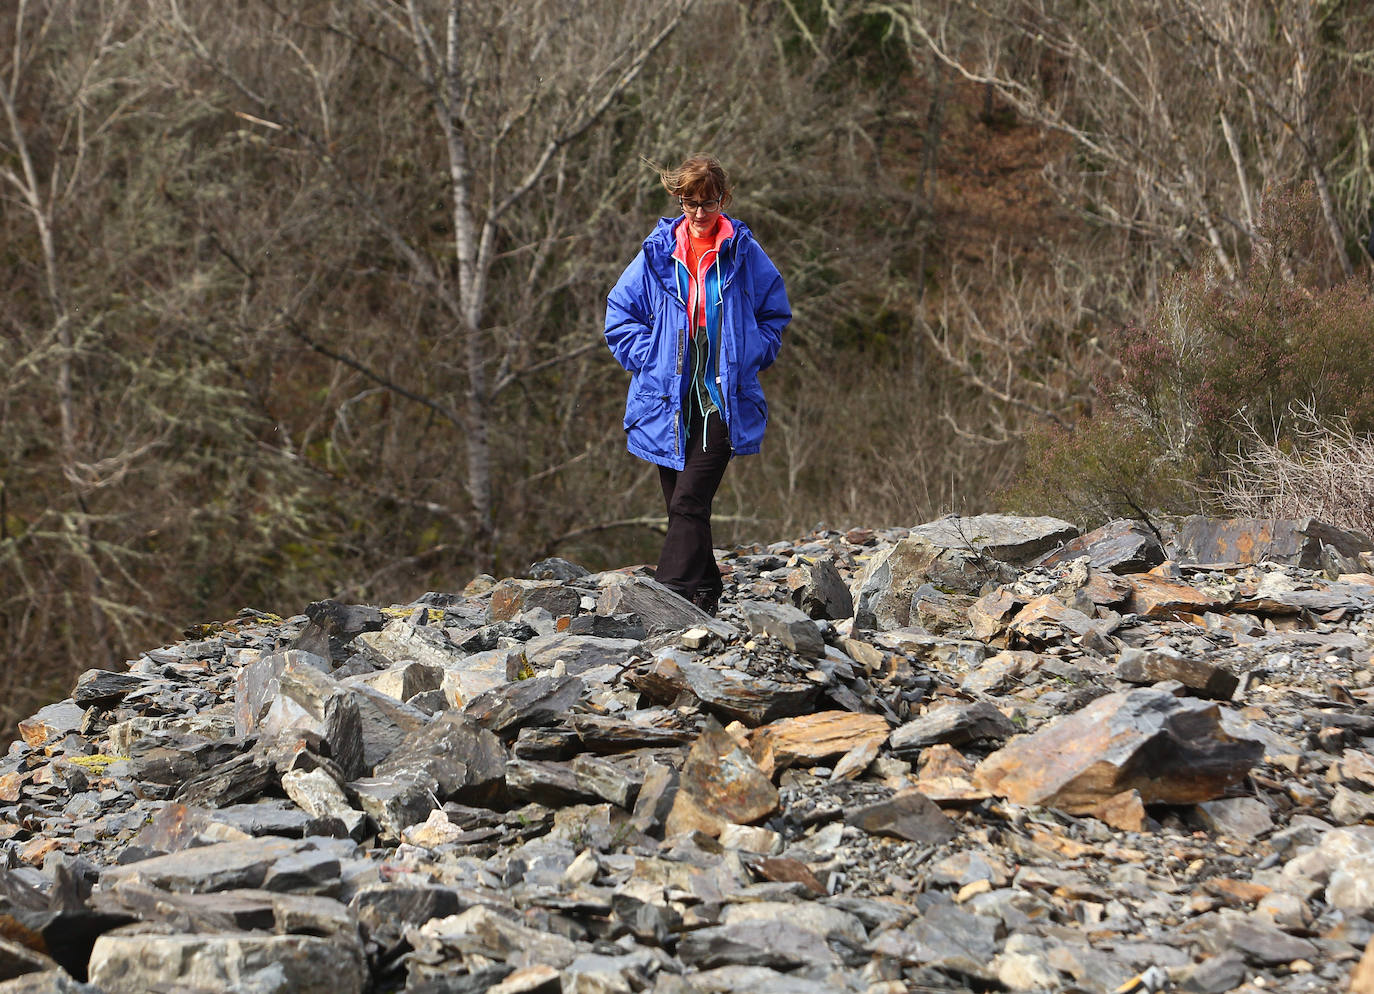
xmin=7 ymin=514 xmax=1374 ymax=994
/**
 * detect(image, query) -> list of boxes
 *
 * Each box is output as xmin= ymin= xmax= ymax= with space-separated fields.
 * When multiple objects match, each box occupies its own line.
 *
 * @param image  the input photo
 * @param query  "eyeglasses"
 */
xmin=679 ymin=196 xmax=722 ymax=214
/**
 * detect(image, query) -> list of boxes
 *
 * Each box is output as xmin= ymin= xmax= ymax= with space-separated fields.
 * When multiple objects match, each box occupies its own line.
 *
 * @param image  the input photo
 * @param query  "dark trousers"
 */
xmin=656 ymin=410 xmax=731 ymax=600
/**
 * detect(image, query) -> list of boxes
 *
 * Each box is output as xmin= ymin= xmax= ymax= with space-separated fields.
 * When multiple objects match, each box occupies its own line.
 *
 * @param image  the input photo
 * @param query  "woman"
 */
xmin=605 ymin=155 xmax=792 ymax=615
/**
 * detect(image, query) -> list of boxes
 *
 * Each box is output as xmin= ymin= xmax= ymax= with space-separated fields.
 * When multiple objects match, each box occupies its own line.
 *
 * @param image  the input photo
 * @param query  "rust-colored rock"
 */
xmin=487 ymin=579 xmax=580 ymax=623
xmin=968 ymin=587 xmax=1021 ymax=641
xmin=1007 ymin=595 xmax=1096 ymax=644
xmin=748 ymin=711 xmax=889 ymax=772
xmin=974 ymin=688 xmax=1262 ymax=814
xmin=1350 ymin=935 xmax=1374 ymax=993
xmin=665 ymin=718 xmax=778 ymax=837
xmin=1125 ymin=574 xmax=1230 ymax=619
xmin=1169 ymin=515 xmax=1371 ymax=570
xmin=1040 ymin=519 xmax=1166 ymax=575
xmin=1116 ymin=647 xmax=1239 ymax=700
xmin=1087 ymin=789 xmax=1147 ymax=832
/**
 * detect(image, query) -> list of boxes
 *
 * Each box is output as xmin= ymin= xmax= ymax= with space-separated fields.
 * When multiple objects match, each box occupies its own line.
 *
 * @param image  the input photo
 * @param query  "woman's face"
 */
xmin=679 ymin=186 xmax=723 ymax=237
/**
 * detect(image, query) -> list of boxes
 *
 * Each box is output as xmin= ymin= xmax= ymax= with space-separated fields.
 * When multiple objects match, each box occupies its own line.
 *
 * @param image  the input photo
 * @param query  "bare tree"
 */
xmin=161 ymin=0 xmax=696 ymax=568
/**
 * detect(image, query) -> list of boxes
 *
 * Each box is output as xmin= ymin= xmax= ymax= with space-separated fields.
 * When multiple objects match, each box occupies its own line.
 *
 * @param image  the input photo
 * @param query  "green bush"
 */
xmin=1002 ymin=190 xmax=1374 ymax=527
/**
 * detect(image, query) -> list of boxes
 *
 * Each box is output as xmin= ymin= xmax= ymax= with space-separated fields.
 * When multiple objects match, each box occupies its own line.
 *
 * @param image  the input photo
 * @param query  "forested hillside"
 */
xmin=4 ymin=0 xmax=1373 ymax=724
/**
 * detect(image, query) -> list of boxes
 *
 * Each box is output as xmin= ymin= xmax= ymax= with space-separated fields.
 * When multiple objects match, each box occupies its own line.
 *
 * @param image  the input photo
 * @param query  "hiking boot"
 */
xmin=690 ymin=588 xmax=720 ymax=617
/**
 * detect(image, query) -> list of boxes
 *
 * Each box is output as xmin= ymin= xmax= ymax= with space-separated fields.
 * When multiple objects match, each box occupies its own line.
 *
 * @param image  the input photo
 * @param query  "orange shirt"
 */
xmin=686 ymin=228 xmax=715 ymax=329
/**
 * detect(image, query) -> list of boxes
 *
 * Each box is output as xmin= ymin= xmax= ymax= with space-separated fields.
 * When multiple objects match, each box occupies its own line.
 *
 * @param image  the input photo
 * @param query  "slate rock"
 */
xmin=0 ymin=973 xmax=102 ymax=994
xmin=1040 ymin=518 xmax=1166 ymax=574
xmin=290 ymin=599 xmax=385 ymax=664
xmin=465 ymin=675 xmax=585 ymax=737
xmin=351 ymin=660 xmax=444 ymax=703
xmin=677 ymin=920 xmax=839 ymax=971
xmin=505 ymin=759 xmax=601 ymax=807
xmin=975 ymin=688 xmax=1263 ymax=813
xmin=281 ymin=768 xmax=367 ymax=840
xmin=889 ymin=700 xmax=1016 ymax=756
xmin=348 ymin=773 xmax=438 ymax=840
xmin=353 ymin=620 xmax=466 ymax=672
xmin=632 ymin=652 xmax=819 ymax=727
xmin=1193 ymin=908 xmax=1319 ymax=965
xmin=665 ymin=719 xmax=777 ymax=837
xmin=1169 ymin=515 xmax=1372 ymax=571
xmin=1195 ymin=797 xmax=1274 ymax=842
xmin=908 ymin=514 xmax=1079 ymax=564
xmin=787 ymin=556 xmax=854 ymax=620
xmin=845 ymin=788 xmax=957 ymax=844
xmin=99 ymin=838 xmax=309 ymax=893
xmin=563 ymin=613 xmax=646 ymax=639
xmin=595 ymin=576 xmax=728 ymax=636
xmin=72 ymin=670 xmax=147 ymax=710
xmin=488 ymin=579 xmax=581 ymax=623
xmin=748 ymin=711 xmax=889 ymax=771
xmin=235 ymin=649 xmax=327 ymax=737
xmin=1117 ymin=646 xmax=1239 ymax=700
xmin=458 ymin=621 xmax=539 ymax=653
xmin=88 ymin=929 xmax=366 ymax=994
xmin=742 ymin=602 xmax=825 ymax=658
xmin=521 ymin=634 xmax=643 ymax=675
xmin=525 ymin=558 xmax=590 ymax=581
xmin=868 ymin=898 xmax=999 ymax=978
xmin=853 ymin=536 xmax=1017 ymax=631
xmin=348 ymin=883 xmax=464 ymax=952
xmin=372 ymin=712 xmax=506 ymax=803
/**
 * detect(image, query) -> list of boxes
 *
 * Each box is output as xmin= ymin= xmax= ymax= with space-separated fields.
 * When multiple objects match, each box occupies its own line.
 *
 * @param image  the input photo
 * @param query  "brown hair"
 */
xmin=658 ymin=154 xmax=733 ymax=209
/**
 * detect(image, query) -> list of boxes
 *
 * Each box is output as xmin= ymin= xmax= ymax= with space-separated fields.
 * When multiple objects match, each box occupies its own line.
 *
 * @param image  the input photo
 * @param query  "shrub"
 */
xmin=1001 ymin=190 xmax=1374 ymax=527
xmin=1218 ymin=403 xmax=1374 ymax=541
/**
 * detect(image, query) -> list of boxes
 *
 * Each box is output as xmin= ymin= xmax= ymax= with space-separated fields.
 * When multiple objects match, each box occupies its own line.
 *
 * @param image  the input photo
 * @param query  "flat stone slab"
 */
xmin=88 ymin=930 xmax=366 ymax=994
xmin=908 ymin=514 xmax=1079 ymax=564
xmin=1168 ymin=515 xmax=1372 ymax=570
xmin=975 ymin=689 xmax=1263 ymax=814
xmin=99 ymin=838 xmax=312 ymax=893
xmin=1039 ymin=519 xmax=1165 ymax=574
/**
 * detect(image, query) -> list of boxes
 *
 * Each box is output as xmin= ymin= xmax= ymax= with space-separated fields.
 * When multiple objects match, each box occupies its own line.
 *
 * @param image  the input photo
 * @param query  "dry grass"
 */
xmin=1218 ymin=402 xmax=1374 ymax=539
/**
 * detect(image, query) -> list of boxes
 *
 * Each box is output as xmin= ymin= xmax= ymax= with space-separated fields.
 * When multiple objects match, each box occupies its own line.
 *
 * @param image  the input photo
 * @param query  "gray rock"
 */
xmin=88 ymin=929 xmax=366 ymax=994
xmin=1168 ymin=515 xmax=1372 ymax=571
xmin=1195 ymin=797 xmax=1274 ymax=842
xmin=72 ymin=669 xmax=148 ymax=709
xmin=853 ymin=536 xmax=1017 ymax=631
xmin=1039 ymin=518 xmax=1166 ymax=574
xmin=868 ymin=898 xmax=999 ymax=978
xmin=1178 ymin=952 xmax=1249 ymax=994
xmin=0 ymin=972 xmax=102 ymax=994
xmin=281 ymin=768 xmax=366 ymax=839
xmin=742 ymin=603 xmax=825 ymax=659
xmin=844 ymin=788 xmax=956 ymax=844
xmin=290 ymin=599 xmax=386 ymax=664
xmin=677 ymin=919 xmax=840 ymax=971
xmin=489 ymin=578 xmax=582 ymax=623
xmin=525 ymin=558 xmax=590 ymax=581
xmin=349 ymin=660 xmax=444 ymax=703
xmin=1194 ymin=908 xmax=1319 ymax=965
xmin=908 ymin=514 xmax=1079 ymax=564
xmin=889 ymin=700 xmax=1016 ymax=755
xmin=99 ymin=838 xmax=311 ymax=893
xmin=788 ymin=556 xmax=854 ymax=621
xmin=1117 ymin=646 xmax=1239 ymax=700
xmin=372 ymin=712 xmax=506 ymax=804
xmin=348 ymin=773 xmax=438 ymax=840
xmin=521 ymin=634 xmax=643 ymax=675
xmin=594 ymin=576 xmax=727 ymax=636
xmin=465 ymin=675 xmax=585 ymax=737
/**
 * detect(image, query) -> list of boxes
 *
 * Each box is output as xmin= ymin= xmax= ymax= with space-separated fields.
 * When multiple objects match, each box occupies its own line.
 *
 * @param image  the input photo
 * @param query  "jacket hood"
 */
xmin=641 ymin=214 xmax=754 ymax=290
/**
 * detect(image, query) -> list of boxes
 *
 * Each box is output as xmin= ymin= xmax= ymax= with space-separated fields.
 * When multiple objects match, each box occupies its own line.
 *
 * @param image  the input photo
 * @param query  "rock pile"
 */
xmin=5 ymin=513 xmax=1374 ymax=993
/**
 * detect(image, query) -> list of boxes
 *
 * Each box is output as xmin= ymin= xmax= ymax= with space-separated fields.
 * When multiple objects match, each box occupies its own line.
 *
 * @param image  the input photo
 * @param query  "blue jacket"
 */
xmin=605 ymin=215 xmax=791 ymax=470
